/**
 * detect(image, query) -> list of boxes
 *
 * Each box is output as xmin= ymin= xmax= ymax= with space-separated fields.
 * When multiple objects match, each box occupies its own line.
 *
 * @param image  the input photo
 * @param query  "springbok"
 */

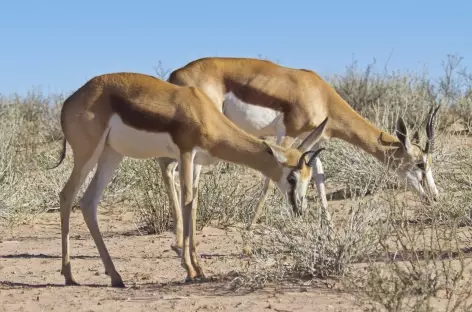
xmin=52 ymin=72 xmax=328 ymax=287
xmin=160 ymin=57 xmax=441 ymax=253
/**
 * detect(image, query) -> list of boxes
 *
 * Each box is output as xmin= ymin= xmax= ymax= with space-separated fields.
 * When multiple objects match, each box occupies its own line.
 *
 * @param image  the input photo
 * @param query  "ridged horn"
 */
xmin=425 ymin=104 xmax=440 ymax=154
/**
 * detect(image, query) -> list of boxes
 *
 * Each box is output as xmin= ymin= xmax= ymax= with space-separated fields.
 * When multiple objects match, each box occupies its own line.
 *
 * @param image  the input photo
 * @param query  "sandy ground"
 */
xmin=0 ymin=205 xmax=363 ymax=312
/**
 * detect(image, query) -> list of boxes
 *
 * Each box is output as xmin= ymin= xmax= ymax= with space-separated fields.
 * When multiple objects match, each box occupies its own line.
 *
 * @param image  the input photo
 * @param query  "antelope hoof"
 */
xmin=65 ymin=278 xmax=79 ymax=286
xmin=111 ymin=278 xmax=126 ymax=288
xmin=184 ymin=275 xmax=208 ymax=284
xmin=171 ymin=245 xmax=183 ymax=257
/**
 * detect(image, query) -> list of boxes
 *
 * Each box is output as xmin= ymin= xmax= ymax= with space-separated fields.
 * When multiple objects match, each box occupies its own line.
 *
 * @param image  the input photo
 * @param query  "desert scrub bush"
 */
xmin=328 ymin=55 xmax=470 ymax=134
xmin=125 ymin=158 xmax=173 ymax=234
xmin=0 ymin=106 xmax=23 ymax=222
xmin=237 ymin=123 xmax=400 ymax=284
xmin=127 ymin=158 xmax=266 ymax=234
xmin=339 ymin=128 xmax=472 ymax=312
xmin=0 ymin=92 xmax=66 ymax=223
xmin=196 ymin=162 xmax=263 ymax=230
xmin=237 ymin=172 xmax=396 ymax=290
xmin=454 ymin=95 xmax=472 ymax=134
xmin=236 ymin=127 xmax=472 ymax=311
xmin=344 ymin=193 xmax=472 ymax=311
xmin=1 ymin=91 xmax=64 ymax=164
xmin=0 ymin=91 xmax=130 ymax=224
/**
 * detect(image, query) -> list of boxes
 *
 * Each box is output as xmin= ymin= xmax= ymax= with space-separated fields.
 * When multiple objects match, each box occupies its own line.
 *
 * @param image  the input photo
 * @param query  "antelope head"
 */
xmin=264 ymin=118 xmax=328 ymax=216
xmin=393 ymin=105 xmax=441 ymax=203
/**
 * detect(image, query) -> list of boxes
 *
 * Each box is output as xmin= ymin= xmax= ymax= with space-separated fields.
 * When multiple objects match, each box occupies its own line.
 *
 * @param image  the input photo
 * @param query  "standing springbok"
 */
xmin=52 ymin=72 xmax=328 ymax=287
xmin=160 ymin=57 xmax=441 ymax=253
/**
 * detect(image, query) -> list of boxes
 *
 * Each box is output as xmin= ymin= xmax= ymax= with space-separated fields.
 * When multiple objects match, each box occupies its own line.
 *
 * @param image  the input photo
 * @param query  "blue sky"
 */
xmin=1 ymin=0 xmax=470 ymax=96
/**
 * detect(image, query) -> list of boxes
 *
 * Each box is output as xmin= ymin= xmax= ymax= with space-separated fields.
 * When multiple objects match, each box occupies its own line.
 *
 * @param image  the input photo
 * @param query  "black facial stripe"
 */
xmin=287 ymin=171 xmax=296 ymax=185
xmin=287 ymin=171 xmax=298 ymax=209
xmin=417 ymin=162 xmax=426 ymax=171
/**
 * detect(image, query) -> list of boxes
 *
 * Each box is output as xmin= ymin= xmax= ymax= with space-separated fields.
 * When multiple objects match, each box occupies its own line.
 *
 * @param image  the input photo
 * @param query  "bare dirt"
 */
xmin=0 ymin=204 xmax=362 ymax=312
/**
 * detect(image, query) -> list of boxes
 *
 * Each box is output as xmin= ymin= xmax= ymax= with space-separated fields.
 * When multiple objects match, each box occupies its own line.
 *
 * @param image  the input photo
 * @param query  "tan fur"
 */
xmin=165 ymin=57 xmax=438 ymax=232
xmin=169 ymin=58 xmax=330 ymax=136
xmin=55 ymin=72 xmax=326 ymax=287
xmin=169 ymin=57 xmax=397 ymax=148
xmin=300 ymin=165 xmax=313 ymax=180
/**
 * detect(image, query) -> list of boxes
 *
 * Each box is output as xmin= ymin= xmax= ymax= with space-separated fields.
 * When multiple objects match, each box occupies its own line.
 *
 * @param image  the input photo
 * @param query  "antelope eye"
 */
xmin=287 ymin=173 xmax=296 ymax=185
xmin=416 ymin=162 xmax=426 ymax=171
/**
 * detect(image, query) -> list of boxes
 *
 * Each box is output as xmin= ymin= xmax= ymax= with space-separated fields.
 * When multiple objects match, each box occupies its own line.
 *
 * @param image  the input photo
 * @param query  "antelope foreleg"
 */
xmin=189 ymin=163 xmax=205 ymax=277
xmin=178 ymin=150 xmax=200 ymax=282
xmin=311 ymin=143 xmax=334 ymax=234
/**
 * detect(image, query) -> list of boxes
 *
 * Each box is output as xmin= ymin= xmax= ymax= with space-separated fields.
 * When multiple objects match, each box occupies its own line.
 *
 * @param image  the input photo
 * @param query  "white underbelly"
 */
xmin=107 ymin=114 xmax=179 ymax=159
xmin=107 ymin=114 xmax=217 ymax=165
xmin=223 ymin=92 xmax=283 ymax=137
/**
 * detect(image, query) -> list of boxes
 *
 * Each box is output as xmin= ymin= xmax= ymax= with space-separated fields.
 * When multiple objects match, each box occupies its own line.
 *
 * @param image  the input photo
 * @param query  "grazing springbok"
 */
xmin=160 ymin=57 xmax=441 ymax=254
xmin=52 ymin=72 xmax=328 ymax=287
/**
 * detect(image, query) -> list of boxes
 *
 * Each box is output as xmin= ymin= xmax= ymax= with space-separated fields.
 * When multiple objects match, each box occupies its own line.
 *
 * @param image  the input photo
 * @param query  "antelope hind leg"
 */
xmin=79 ymin=146 xmax=125 ymax=287
xmin=158 ymin=157 xmax=183 ymax=256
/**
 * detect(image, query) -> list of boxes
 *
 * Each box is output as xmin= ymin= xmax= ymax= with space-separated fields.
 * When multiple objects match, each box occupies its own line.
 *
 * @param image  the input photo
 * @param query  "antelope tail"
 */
xmin=48 ymin=137 xmax=67 ymax=170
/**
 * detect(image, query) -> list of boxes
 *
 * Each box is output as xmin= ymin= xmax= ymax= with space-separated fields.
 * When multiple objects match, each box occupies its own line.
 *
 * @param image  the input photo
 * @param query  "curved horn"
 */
xmin=297 ymin=150 xmax=314 ymax=168
xmin=297 ymin=148 xmax=325 ymax=168
xmin=306 ymin=148 xmax=325 ymax=167
xmin=425 ymin=104 xmax=440 ymax=154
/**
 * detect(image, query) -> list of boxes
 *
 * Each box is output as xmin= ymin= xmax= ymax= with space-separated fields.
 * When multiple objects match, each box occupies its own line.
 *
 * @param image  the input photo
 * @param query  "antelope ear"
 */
xmin=395 ymin=117 xmax=413 ymax=154
xmin=298 ymin=117 xmax=328 ymax=152
xmin=264 ymin=141 xmax=288 ymax=164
